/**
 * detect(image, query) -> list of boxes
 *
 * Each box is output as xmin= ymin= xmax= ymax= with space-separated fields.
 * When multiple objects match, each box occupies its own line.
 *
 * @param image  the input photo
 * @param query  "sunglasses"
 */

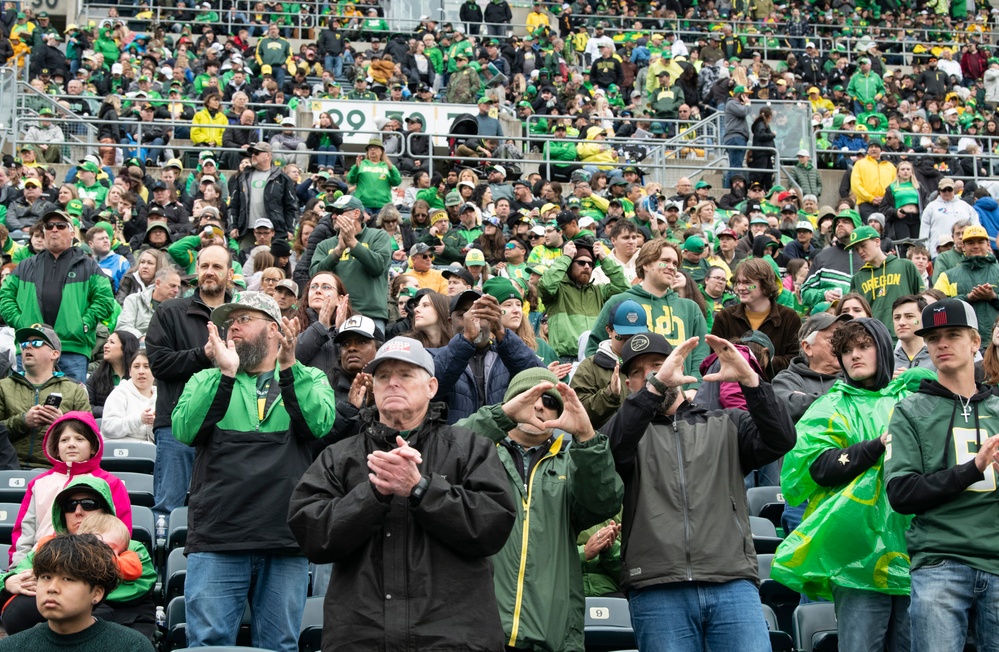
xmin=574 ymin=260 xmax=594 ymax=268
xmin=63 ymin=498 xmax=102 ymax=512
xmin=43 ymin=221 xmax=70 ymax=231
xmin=415 ymin=254 xmax=433 ymax=259
xmin=382 ymin=220 xmax=398 ymax=225
xmin=20 ymin=339 xmax=48 ymax=349
xmin=529 ymin=234 xmax=542 ymax=239
xmin=413 ymin=212 xmax=428 ymax=218
xmin=541 ymin=394 xmax=560 ymax=411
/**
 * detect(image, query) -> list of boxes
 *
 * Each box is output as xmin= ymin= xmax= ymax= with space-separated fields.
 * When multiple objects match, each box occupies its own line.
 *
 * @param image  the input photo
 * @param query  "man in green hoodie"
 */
xmin=932 ymin=225 xmax=999 ymax=347
xmin=456 ymin=369 xmax=622 ymax=651
xmin=586 ymin=238 xmax=709 ymax=398
xmin=886 ymin=298 xmax=999 ymax=652
xmin=847 ymin=225 xmax=923 ymax=340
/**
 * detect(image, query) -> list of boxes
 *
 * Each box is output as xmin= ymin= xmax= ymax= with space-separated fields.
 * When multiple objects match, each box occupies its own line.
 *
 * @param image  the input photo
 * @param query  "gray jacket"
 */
xmin=771 ymin=355 xmax=842 ymax=423
xmin=723 ymin=98 xmax=751 ymax=142
xmin=117 ymin=286 xmax=157 ymax=339
xmin=893 ymin=342 xmax=935 ymax=373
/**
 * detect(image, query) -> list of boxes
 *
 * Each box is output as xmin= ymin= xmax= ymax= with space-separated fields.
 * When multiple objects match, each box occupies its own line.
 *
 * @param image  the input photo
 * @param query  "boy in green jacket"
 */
xmin=846 ymin=226 xmax=923 ymax=341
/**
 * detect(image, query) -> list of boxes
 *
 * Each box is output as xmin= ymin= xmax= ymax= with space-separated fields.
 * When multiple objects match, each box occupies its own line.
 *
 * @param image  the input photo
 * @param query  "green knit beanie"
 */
xmin=503 ymin=368 xmax=563 ymax=413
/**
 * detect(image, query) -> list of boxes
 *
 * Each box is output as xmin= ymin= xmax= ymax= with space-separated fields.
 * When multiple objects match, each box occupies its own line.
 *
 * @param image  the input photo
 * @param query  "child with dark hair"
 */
xmin=0 ymin=534 xmax=154 ymax=650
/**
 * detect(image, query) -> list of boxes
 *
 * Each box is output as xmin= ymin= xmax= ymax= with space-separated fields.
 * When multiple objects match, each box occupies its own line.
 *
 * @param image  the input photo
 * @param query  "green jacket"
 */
xmin=0 ymin=372 xmax=91 ymax=467
xmin=849 ymin=254 xmax=923 ymax=340
xmin=346 ymin=160 xmax=402 ymax=210
xmin=545 ymin=140 xmax=578 ymax=162
xmin=0 ymin=248 xmax=115 ymax=358
xmin=455 ymin=404 xmax=622 ymax=651
xmin=256 ymin=35 xmax=292 ymax=67
xmin=787 ymin=162 xmax=822 ymax=197
xmin=0 ymin=476 xmax=155 ymax=602
xmin=931 ymin=247 xmax=965 ymax=283
xmin=426 ymin=46 xmax=445 ymax=74
xmin=585 ymin=285 xmax=709 ymax=388
xmin=933 ymin=254 xmax=999 ymax=342
xmin=846 ymin=70 xmax=884 ymax=104
xmin=576 ymin=520 xmax=621 ymax=597
xmin=312 ymin=226 xmax=394 ymax=320
xmin=885 ymin=381 xmax=999 ymax=575
xmin=569 ymin=343 xmax=627 ymax=430
xmin=446 ymin=40 xmax=475 ymax=73
xmin=539 ymin=255 xmax=630 ymax=357
xmin=165 ymin=235 xmax=244 ymax=286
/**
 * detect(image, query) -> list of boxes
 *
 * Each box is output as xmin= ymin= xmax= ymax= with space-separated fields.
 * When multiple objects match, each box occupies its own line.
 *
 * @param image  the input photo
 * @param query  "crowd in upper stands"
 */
xmin=0 ymin=0 xmax=997 ymax=650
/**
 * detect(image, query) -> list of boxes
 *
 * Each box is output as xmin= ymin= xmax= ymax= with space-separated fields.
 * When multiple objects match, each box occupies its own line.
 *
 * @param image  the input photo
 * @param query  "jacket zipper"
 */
xmin=673 ymin=421 xmax=693 ymax=581
xmin=508 ymin=439 xmax=562 ymax=647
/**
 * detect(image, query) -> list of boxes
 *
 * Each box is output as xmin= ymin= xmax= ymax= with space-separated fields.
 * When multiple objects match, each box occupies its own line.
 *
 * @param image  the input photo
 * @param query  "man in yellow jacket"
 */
xmin=525 ymin=2 xmax=549 ymax=34
xmin=850 ymin=138 xmax=896 ymax=221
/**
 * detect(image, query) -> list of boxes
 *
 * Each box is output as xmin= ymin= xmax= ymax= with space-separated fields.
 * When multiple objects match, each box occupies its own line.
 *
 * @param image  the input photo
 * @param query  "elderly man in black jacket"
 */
xmin=289 ymin=337 xmax=515 ymax=651
xmin=228 ymin=141 xmax=298 ymax=247
xmin=606 ymin=333 xmax=796 ymax=652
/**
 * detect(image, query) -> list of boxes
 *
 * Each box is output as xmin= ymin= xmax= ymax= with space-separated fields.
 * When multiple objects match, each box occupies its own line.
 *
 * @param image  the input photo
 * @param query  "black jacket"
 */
xmin=459 ymin=0 xmax=483 ymax=23
xmin=229 ymin=166 xmax=299 ymax=238
xmin=607 ymin=383 xmax=795 ymax=591
xmin=483 ymin=0 xmax=512 ymax=25
xmin=288 ymin=402 xmax=516 ymax=651
xmin=145 ymin=291 xmax=231 ymax=430
xmin=316 ymin=28 xmax=345 ymax=57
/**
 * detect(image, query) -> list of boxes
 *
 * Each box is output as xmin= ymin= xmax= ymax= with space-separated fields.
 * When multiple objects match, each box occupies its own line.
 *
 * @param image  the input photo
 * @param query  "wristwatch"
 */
xmin=645 ymin=372 xmax=671 ymax=396
xmin=409 ymin=476 xmax=430 ymax=507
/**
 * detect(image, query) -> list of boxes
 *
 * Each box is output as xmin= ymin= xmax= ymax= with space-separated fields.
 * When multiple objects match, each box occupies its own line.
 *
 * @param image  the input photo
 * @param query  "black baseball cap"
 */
xmin=442 ymin=264 xmax=475 ymax=287
xmin=555 ymin=210 xmax=577 ymax=227
xmin=915 ymin=298 xmax=978 ymax=336
xmin=620 ymin=332 xmax=673 ymax=375
xmin=449 ymin=288 xmax=481 ymax=314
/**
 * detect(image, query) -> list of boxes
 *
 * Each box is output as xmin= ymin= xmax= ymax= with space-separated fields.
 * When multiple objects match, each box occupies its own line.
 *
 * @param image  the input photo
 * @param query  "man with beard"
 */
xmin=606 ymin=333 xmax=795 ymax=650
xmin=173 ymin=291 xmax=336 ymax=651
xmin=145 ymin=245 xmax=234 ymax=518
xmin=800 ymin=209 xmax=864 ymax=311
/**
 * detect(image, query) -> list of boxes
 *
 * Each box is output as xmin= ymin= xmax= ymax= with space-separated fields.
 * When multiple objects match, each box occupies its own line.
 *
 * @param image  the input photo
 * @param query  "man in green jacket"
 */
xmin=255 ymin=23 xmax=292 ymax=87
xmin=539 ymin=236 xmax=630 ymax=362
xmin=311 ymin=195 xmax=394 ymax=329
xmin=173 ymin=291 xmax=336 ymax=651
xmin=847 ymin=226 xmax=923 ymax=341
xmin=846 ymin=57 xmax=884 ymax=107
xmin=932 ymin=225 xmax=999 ymax=346
xmin=0 ymin=325 xmax=90 ymax=468
xmin=456 ymin=369 xmax=622 ymax=651
xmin=0 ymin=210 xmax=115 ymax=383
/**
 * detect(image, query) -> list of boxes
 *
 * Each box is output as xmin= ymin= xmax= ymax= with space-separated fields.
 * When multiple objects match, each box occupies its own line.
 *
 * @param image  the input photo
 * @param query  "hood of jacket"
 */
xmin=975 ymin=196 xmax=999 ymax=213
xmin=43 ymin=411 xmax=104 ymax=474
xmin=594 ymin=339 xmax=618 ymax=369
xmin=838 ymin=317 xmax=894 ymax=391
xmin=50 ymin=475 xmax=116 ymax=535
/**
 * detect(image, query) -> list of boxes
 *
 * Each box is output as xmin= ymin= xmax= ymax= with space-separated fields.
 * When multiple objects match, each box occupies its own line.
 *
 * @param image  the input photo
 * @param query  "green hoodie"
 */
xmin=584 ymin=285 xmax=709 ymax=388
xmin=312 ymin=226 xmax=394 ymax=320
xmin=0 ymin=476 xmax=156 ymax=603
xmin=849 ymin=254 xmax=923 ymax=340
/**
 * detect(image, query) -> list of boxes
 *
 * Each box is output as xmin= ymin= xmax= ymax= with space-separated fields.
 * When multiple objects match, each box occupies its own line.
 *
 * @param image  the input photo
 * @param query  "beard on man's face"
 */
xmin=232 ymin=327 xmax=270 ymax=374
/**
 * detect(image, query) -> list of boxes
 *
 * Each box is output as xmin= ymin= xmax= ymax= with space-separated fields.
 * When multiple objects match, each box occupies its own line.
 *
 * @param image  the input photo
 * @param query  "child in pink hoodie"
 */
xmin=7 ymin=411 xmax=132 ymax=566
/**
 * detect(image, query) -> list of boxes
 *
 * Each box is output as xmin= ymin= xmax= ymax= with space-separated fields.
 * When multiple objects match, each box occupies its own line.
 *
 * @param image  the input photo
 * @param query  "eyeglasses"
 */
xmin=541 ymin=394 xmax=560 ymax=411
xmin=309 ymin=283 xmax=335 ymax=292
xmin=382 ymin=220 xmax=398 ymax=225
xmin=222 ymin=315 xmax=269 ymax=330
xmin=64 ymin=499 xmax=102 ymax=512
xmin=261 ymin=277 xmax=280 ymax=285
xmin=43 ymin=221 xmax=70 ymax=231
xmin=20 ymin=340 xmax=47 ymax=349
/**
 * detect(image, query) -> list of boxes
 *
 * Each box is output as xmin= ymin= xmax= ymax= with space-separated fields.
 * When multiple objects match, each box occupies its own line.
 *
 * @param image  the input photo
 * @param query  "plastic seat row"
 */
xmin=163 ymin=595 xmax=324 ymax=652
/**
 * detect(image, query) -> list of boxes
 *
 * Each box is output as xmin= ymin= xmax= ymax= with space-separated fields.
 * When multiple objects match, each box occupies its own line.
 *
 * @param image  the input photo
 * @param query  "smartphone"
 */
xmin=44 ymin=393 xmax=62 ymax=409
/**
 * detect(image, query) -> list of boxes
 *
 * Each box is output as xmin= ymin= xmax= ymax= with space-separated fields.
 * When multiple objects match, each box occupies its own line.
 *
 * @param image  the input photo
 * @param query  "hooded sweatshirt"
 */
xmin=8 ymin=412 xmax=132 ymax=566
xmin=849 ymin=254 xmax=924 ymax=340
xmin=974 ymin=196 xmax=999 ymax=251
xmin=774 ymin=318 xmax=936 ymax=599
xmin=772 ymin=355 xmax=843 ymax=423
xmin=801 ymin=230 xmax=864 ymax=309
xmin=933 ymin=254 xmax=999 ymax=343
xmin=568 ymin=339 xmax=627 ymax=430
xmin=585 ymin=285 xmax=709 ymax=388
xmin=886 ymin=375 xmax=999 ymax=576
xmin=101 ymin=379 xmax=157 ymax=444
xmin=1 ymin=476 xmax=154 ymax=605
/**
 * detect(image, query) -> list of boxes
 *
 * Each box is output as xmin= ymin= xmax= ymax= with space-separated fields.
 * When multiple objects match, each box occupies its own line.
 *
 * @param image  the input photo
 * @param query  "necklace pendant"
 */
xmin=962 ymin=406 xmax=972 ymax=423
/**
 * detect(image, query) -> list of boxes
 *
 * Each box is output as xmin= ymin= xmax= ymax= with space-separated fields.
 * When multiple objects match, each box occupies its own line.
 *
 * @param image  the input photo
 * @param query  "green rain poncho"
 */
xmin=771 ymin=364 xmax=936 ymax=600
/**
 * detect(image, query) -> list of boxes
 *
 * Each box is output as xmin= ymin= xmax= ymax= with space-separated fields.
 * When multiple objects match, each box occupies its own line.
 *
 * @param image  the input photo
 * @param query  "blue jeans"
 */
xmin=629 ymin=580 xmax=771 ymax=652
xmin=723 ymin=135 xmax=748 ymax=188
xmin=910 ymin=559 xmax=999 ymax=652
xmin=57 ymin=353 xmax=88 ymax=384
xmin=186 ymin=551 xmax=309 ymax=652
xmin=832 ymin=584 xmax=910 ymax=652
xmin=323 ymin=54 xmax=343 ymax=78
xmin=315 ymin=145 xmax=341 ymax=169
xmin=152 ymin=426 xmax=195 ymax=518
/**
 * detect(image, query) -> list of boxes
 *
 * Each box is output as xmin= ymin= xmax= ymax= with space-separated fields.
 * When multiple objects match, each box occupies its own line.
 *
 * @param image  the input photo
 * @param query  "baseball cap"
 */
xmin=718 ymin=228 xmax=738 ymax=239
xmin=529 ymin=225 xmax=545 ymax=236
xmin=442 ymin=264 xmax=475 ymax=286
xmin=682 ymin=236 xmax=706 ymax=253
xmin=445 ymin=191 xmax=462 ymax=207
xmin=555 ymin=211 xmax=577 ymax=227
xmin=795 ymin=221 xmax=814 ymax=232
xmin=797 ymin=149 xmax=811 ymax=158
xmin=781 ymin=203 xmax=798 ymax=213
xmin=487 ymin=164 xmax=506 ymax=177
xmin=363 ymin=337 xmax=435 ymax=376
xmin=611 ymin=299 xmax=650 ymax=335
xmin=333 ymin=314 xmax=385 ymax=344
xmin=274 ymin=279 xmax=299 ymax=296
xmin=844 ymin=225 xmax=880 ymax=249
xmin=331 ymin=194 xmax=364 ymax=212
xmin=253 ymin=218 xmax=274 ymax=230
xmin=915 ymin=297 xmax=979 ymax=337
xmin=540 ymin=202 xmax=560 ymax=216
xmin=65 ymin=199 xmax=84 ymax=217
xmin=799 ymin=312 xmax=852 ymax=343
xmin=460 ymin=201 xmax=477 ymax=214
xmin=750 ymin=215 xmax=769 ymax=225
xmin=16 ymin=324 xmax=61 ymax=352
xmin=247 ymin=142 xmax=272 ymax=154
xmin=210 ymin=291 xmax=283 ymax=332
xmin=79 ymin=161 xmax=100 ymax=174
xmin=621 ymin=332 xmax=673 ymax=375
xmin=482 ymin=277 xmax=521 ymax=304
xmin=741 ymin=330 xmax=775 ymax=360
xmin=465 ymin=249 xmax=486 ymax=267
xmin=961 ymin=225 xmax=990 ymax=241
xmin=939 ymin=178 xmax=957 ymax=191
xmin=409 ymin=242 xmax=432 ymax=257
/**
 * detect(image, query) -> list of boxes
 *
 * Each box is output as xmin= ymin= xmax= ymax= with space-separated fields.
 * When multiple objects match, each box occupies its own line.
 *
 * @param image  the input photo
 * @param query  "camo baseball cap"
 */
xmin=210 ymin=291 xmax=283 ymax=332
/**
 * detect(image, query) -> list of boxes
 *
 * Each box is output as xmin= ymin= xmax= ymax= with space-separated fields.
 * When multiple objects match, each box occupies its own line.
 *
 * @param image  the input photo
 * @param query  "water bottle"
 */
xmin=155 ymin=514 xmax=167 ymax=548
xmin=155 ymin=605 xmax=166 ymax=628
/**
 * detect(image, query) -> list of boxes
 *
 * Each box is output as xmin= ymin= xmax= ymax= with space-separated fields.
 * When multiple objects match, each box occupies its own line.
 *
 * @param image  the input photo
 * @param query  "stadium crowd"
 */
xmin=0 ymin=0 xmax=997 ymax=650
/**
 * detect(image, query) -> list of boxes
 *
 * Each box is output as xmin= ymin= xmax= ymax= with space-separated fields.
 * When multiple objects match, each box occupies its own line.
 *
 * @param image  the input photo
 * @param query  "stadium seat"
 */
xmin=0 ymin=469 xmax=43 ymax=503
xmin=114 ymin=471 xmax=155 ymax=508
xmin=299 ymin=596 xmax=324 ymax=652
xmin=762 ymin=602 xmax=794 ymax=652
xmin=750 ymin=516 xmax=783 ymax=555
xmin=164 ymin=596 xmax=254 ymax=651
xmin=168 ymin=506 xmax=188 ymax=551
xmin=130 ymin=505 xmax=155 ymax=558
xmin=102 ymin=440 xmax=157 ymax=474
xmin=0 ymin=502 xmax=19 ymax=547
xmin=164 ymin=547 xmax=187 ymax=603
xmin=584 ymin=596 xmax=636 ymax=651
xmin=746 ymin=486 xmax=786 ymax=529
xmin=792 ymin=603 xmax=838 ymax=652
xmin=757 ymin=554 xmax=801 ymax=635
